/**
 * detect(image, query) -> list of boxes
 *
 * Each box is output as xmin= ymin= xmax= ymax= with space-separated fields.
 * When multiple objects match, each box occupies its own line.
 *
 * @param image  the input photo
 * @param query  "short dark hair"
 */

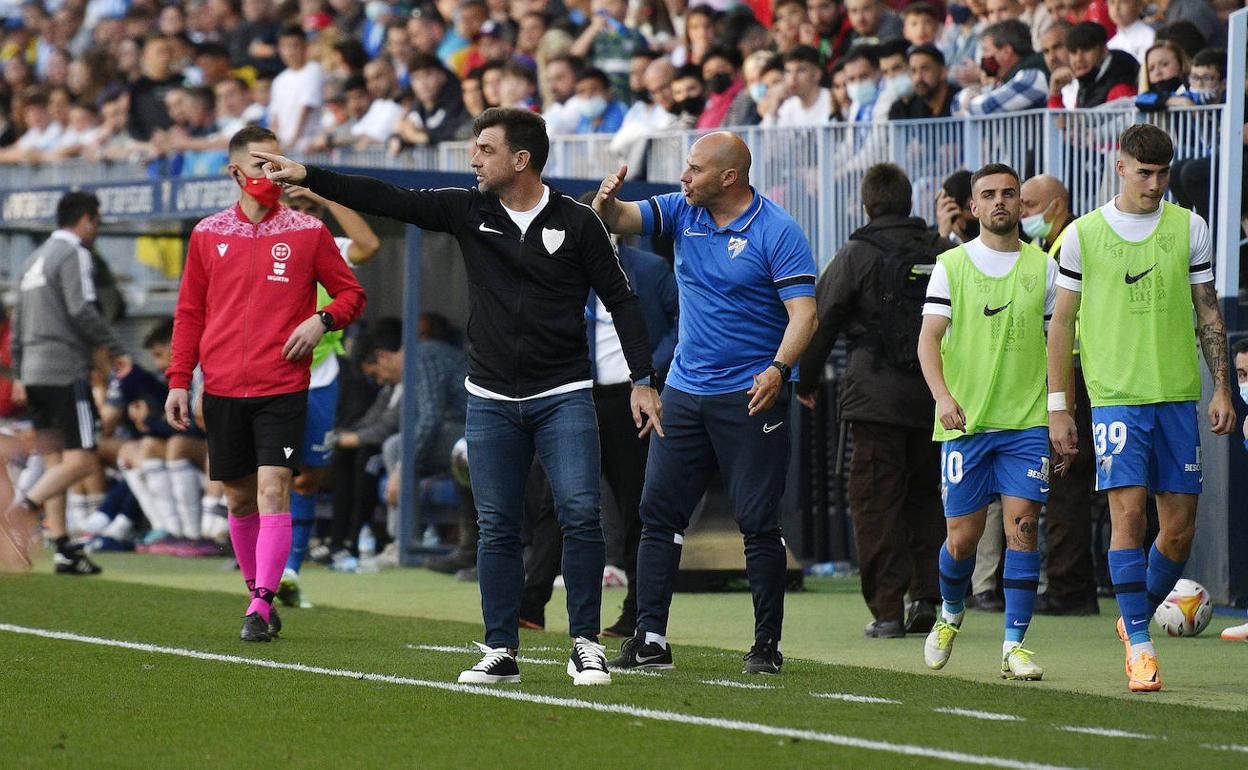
xmin=783 ymin=44 xmax=821 ymax=68
xmin=501 ymin=61 xmax=537 ymax=86
xmin=703 ymin=46 xmax=742 ymax=70
xmin=195 ymin=42 xmax=229 ymax=60
xmin=407 ymin=53 xmax=445 ymax=74
xmin=576 ymin=67 xmax=611 ymax=90
xmin=862 ymin=163 xmax=913 ymax=219
xmin=842 ymin=45 xmax=880 ymax=70
xmin=547 ymin=54 xmax=585 ymax=77
xmin=878 ymin=38 xmax=910 ymax=62
xmin=56 ymin=191 xmax=100 ymax=228
xmin=343 ymin=74 xmax=368 ymax=92
xmin=943 ymin=169 xmax=973 ymax=207
xmin=970 ymin=162 xmax=1020 ymax=192
xmin=1065 ymin=21 xmax=1108 ymax=52
xmin=359 ymin=317 xmax=403 ymax=364
xmin=1191 ymin=48 xmax=1227 ymax=79
xmin=228 ymin=124 xmax=277 ymax=157
xmin=673 ymin=64 xmax=703 ymax=83
xmin=903 ymin=1 xmax=942 ymax=21
xmin=472 ymin=107 xmax=550 ymax=174
xmin=907 ymin=43 xmax=946 ymax=68
xmin=1231 ymin=338 xmax=1248 ymax=356
xmin=143 ymin=317 xmax=175 ymax=348
xmin=278 ymin=23 xmax=305 ymax=42
xmin=1119 ymin=123 xmax=1174 ymax=165
xmin=982 ymin=19 xmax=1034 ymax=57
xmin=334 ymin=39 xmax=369 ymax=72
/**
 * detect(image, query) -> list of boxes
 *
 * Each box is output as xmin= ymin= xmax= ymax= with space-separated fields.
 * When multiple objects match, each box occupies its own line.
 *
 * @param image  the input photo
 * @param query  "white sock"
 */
xmin=17 ymin=454 xmax=44 ymax=496
xmin=66 ymin=492 xmax=90 ymax=533
xmin=122 ymin=467 xmax=165 ymax=532
xmin=101 ymin=514 xmax=135 ymax=541
xmin=168 ymin=459 xmax=202 ymax=540
xmin=941 ymin=606 xmax=965 ymax=626
xmin=81 ymin=510 xmax=112 ymax=534
xmin=644 ymin=632 xmax=668 ymax=649
xmin=1128 ymin=641 xmax=1156 ymax=661
xmin=1003 ymin=640 xmax=1021 ymax=655
xmin=140 ymin=460 xmax=182 ymax=537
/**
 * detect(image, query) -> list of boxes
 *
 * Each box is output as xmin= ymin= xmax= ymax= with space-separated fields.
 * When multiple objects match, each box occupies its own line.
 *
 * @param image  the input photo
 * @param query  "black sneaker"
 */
xmin=240 ymin=612 xmax=271 ymax=642
xmin=53 ymin=548 xmax=102 ymax=575
xmin=904 ymin=599 xmax=939 ymax=634
xmin=267 ymin=606 xmax=282 ymax=638
xmin=457 ymin=642 xmax=521 ymax=684
xmin=742 ymin=639 xmax=783 ymax=675
xmin=601 ymin=615 xmax=635 ymax=638
xmin=608 ymin=633 xmax=674 ymax=670
xmin=567 ymin=637 xmax=611 ymax=685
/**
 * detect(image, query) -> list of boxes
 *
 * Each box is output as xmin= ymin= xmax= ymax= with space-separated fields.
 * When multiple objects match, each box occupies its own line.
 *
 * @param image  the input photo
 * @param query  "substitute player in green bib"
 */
xmin=1048 ymin=125 xmax=1235 ymax=693
xmin=918 ymin=163 xmax=1057 ymax=681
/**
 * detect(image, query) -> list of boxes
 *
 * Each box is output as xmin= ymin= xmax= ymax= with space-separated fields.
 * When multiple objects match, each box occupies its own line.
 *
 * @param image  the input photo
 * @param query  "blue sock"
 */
xmin=1146 ymin=543 xmax=1186 ymax=616
xmin=1109 ymin=548 xmax=1151 ymax=645
xmin=1003 ymin=549 xmax=1040 ymax=644
xmin=286 ymin=491 xmax=315 ymax=573
xmin=939 ymin=541 xmax=976 ymax=616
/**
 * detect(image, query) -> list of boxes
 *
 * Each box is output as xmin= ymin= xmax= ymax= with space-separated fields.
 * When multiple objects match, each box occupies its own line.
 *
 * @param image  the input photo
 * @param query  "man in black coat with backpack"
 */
xmin=797 ymin=163 xmax=951 ymax=639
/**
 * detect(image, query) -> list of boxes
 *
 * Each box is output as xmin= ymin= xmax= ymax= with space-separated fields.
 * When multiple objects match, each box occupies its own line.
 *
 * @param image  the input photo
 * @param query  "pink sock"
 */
xmin=228 ymin=514 xmax=260 ymax=595
xmin=246 ymin=513 xmax=292 ymax=623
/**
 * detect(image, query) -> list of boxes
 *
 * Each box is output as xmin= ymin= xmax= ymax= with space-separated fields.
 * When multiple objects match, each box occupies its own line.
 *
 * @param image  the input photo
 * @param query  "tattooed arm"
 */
xmin=1192 ymin=281 xmax=1236 ymax=435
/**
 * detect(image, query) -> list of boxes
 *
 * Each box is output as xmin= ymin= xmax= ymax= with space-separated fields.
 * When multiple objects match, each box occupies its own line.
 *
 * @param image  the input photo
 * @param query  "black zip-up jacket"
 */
xmin=303 ymin=166 xmax=655 ymax=398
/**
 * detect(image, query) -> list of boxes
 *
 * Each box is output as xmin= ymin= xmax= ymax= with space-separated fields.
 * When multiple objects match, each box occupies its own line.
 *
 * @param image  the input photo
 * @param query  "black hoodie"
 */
xmin=1076 ymin=49 xmax=1139 ymax=108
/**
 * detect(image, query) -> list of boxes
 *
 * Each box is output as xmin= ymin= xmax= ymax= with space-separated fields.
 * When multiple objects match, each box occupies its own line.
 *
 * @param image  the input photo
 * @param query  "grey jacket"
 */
xmin=12 ymin=230 xmax=124 ymax=386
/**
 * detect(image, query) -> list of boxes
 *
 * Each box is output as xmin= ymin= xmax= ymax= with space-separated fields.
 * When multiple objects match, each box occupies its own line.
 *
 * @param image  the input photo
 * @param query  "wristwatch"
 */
xmin=769 ymin=360 xmax=792 ymax=381
xmin=317 ymin=310 xmax=334 ymax=330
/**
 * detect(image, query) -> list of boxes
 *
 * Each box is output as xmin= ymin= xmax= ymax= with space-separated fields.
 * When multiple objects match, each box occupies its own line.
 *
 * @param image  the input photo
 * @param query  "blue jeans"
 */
xmin=467 ymin=390 xmax=603 ymax=649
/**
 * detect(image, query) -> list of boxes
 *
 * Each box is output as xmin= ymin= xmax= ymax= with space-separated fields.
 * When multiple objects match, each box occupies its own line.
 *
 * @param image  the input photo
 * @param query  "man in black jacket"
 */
xmin=255 ymin=107 xmax=662 ymax=687
xmin=797 ymin=163 xmax=949 ymax=638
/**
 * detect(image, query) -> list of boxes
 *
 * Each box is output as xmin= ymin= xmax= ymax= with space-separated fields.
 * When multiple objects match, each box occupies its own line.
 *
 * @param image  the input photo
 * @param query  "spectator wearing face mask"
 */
xmin=889 ymin=44 xmax=960 ymax=119
xmin=572 ymin=67 xmax=626 ymax=134
xmin=872 ymin=39 xmax=912 ymax=121
xmin=1170 ymin=47 xmax=1227 ymax=107
xmin=670 ymin=65 xmax=707 ymax=128
xmin=541 ymin=54 xmax=585 ymax=136
xmin=695 ymin=47 xmax=744 ymax=129
xmin=1133 ymin=40 xmax=1189 ymax=111
xmin=956 ymin=19 xmax=1050 ymax=115
xmin=941 ymin=0 xmax=988 ymax=88
xmin=763 ymin=45 xmax=830 ymax=128
xmin=726 ymin=51 xmax=782 ymax=128
xmin=842 ymin=45 xmax=881 ymax=123
xmin=610 ymin=57 xmax=678 ymax=173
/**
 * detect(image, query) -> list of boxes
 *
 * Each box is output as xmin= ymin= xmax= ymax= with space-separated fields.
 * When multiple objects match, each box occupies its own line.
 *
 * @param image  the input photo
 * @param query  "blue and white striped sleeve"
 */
xmin=638 ymin=192 xmax=684 ymax=238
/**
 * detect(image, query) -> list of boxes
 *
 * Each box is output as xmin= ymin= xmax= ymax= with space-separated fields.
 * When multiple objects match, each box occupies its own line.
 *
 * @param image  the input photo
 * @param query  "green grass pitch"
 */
xmin=2 ymin=554 xmax=1247 ymax=768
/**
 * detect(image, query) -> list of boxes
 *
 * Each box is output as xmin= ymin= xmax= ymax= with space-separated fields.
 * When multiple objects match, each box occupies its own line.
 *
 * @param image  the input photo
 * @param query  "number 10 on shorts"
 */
xmin=942 ymin=449 xmax=964 ymax=485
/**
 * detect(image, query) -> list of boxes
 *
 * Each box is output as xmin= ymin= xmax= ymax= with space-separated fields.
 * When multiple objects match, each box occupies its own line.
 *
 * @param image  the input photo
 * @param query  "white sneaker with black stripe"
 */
xmin=457 ymin=642 xmax=521 ymax=684
xmin=567 ymin=637 xmax=611 ymax=685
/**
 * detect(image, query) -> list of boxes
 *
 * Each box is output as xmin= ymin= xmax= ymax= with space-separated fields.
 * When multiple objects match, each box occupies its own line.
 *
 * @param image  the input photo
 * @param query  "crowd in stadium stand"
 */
xmin=0 ymin=0 xmax=1237 ymax=172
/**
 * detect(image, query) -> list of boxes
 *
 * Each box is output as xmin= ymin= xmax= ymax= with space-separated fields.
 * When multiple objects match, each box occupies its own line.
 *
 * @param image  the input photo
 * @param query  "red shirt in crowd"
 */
xmin=1067 ymin=1 xmax=1117 ymax=38
xmin=168 ymin=203 xmax=366 ymax=399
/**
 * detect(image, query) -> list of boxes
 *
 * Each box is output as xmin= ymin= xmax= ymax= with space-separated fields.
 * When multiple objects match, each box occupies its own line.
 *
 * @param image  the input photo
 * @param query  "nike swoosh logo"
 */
xmin=635 ymin=653 xmax=666 ymax=663
xmin=763 ymin=422 xmax=783 ymax=433
xmin=683 ymin=228 xmax=708 ymax=237
xmin=1012 ymin=620 xmax=1028 ymax=627
xmin=1039 ymin=487 xmax=1050 ymax=494
xmin=1124 ymin=265 xmax=1156 ymax=284
xmin=1131 ymin=619 xmax=1148 ymax=626
xmin=479 ymin=223 xmax=504 ymax=235
xmin=983 ymin=302 xmax=1012 ymax=317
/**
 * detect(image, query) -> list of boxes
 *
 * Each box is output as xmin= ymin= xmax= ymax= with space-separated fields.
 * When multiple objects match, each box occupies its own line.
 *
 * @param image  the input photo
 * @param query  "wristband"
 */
xmin=1047 ymin=392 xmax=1068 ymax=412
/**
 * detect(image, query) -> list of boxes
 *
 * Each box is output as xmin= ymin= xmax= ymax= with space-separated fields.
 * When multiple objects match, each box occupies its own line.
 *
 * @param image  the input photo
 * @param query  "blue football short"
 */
xmin=300 ymin=378 xmax=340 ymax=469
xmin=1090 ymin=401 xmax=1201 ymax=494
xmin=940 ymin=426 xmax=1050 ymax=517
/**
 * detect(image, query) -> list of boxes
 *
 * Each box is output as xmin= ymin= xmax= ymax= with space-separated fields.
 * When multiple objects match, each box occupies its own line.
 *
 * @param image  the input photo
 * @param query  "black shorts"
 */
xmin=25 ymin=380 xmax=98 ymax=451
xmin=202 ymin=391 xmax=307 ymax=481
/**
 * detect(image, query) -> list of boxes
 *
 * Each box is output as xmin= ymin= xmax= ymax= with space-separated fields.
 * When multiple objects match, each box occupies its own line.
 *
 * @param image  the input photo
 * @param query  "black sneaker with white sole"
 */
xmin=608 ymin=633 xmax=674 ymax=670
xmin=53 ymin=548 xmax=102 ymax=575
xmin=457 ymin=642 xmax=521 ymax=684
xmin=567 ymin=637 xmax=611 ymax=685
xmin=240 ymin=612 xmax=271 ymax=642
xmin=742 ymin=639 xmax=783 ymax=674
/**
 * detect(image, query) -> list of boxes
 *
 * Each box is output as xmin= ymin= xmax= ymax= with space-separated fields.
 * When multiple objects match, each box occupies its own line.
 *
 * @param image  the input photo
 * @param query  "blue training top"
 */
xmin=639 ymin=188 xmax=816 ymax=395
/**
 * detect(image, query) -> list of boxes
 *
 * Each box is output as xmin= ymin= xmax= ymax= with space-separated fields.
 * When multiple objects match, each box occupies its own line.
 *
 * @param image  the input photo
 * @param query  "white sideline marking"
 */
xmin=1202 ymin=744 xmax=1248 ymax=754
xmin=812 ymin=692 xmax=902 ymax=705
xmin=1056 ymin=726 xmax=1154 ymax=740
xmin=936 ymin=707 xmax=1024 ymax=722
xmin=701 ymin=679 xmax=776 ymax=690
xmin=0 ymin=623 xmax=1072 ymax=770
xmin=411 ymin=643 xmax=660 ymax=677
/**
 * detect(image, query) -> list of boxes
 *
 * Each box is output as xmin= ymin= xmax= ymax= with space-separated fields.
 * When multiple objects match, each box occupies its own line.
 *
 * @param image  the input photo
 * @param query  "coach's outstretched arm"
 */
xmin=917 ymin=314 xmax=966 ymax=433
xmin=254 ymin=150 xmax=466 ymax=233
xmin=593 ymin=165 xmax=644 ymax=235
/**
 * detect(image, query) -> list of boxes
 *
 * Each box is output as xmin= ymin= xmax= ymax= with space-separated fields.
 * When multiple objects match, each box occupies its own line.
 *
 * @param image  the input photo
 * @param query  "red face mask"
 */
xmin=237 ymin=171 xmax=282 ymax=208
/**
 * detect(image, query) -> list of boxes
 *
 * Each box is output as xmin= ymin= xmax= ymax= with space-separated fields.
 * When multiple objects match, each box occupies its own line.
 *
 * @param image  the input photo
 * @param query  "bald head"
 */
xmin=694 ymin=131 xmax=752 ymax=182
xmin=1020 ymin=174 xmax=1069 ymax=217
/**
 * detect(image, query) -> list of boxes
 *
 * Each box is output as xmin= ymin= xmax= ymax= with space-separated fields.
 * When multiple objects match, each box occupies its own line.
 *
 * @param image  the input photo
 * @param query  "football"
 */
xmin=1153 ymin=579 xmax=1214 ymax=637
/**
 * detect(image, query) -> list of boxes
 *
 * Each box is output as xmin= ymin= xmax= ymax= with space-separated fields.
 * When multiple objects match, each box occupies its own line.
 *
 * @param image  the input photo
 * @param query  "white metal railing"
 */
xmin=0 ymin=105 xmax=1236 ymax=275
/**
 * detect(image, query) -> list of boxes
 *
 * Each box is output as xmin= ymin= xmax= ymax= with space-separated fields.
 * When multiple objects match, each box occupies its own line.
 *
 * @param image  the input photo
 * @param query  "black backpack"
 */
xmin=849 ymin=229 xmax=942 ymax=372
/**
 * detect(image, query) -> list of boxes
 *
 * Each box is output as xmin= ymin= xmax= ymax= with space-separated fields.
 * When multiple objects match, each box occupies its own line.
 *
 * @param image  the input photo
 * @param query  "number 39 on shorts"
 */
xmin=1093 ymin=420 xmax=1127 ymax=456
xmin=942 ymin=449 xmax=964 ymax=485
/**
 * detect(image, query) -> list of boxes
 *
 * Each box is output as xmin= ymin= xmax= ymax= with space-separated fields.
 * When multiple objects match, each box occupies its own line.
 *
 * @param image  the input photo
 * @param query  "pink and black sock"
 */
xmin=246 ymin=513 xmax=292 ymax=623
xmin=228 ymin=513 xmax=260 ymax=599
